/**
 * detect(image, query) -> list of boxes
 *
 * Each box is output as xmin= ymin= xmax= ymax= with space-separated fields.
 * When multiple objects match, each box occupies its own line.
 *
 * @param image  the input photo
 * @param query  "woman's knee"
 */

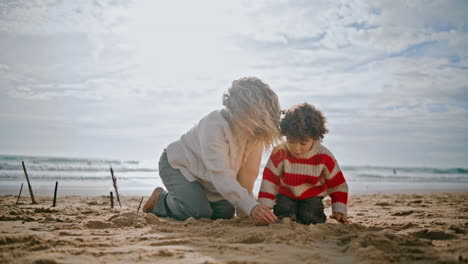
xmin=182 ymin=204 xmax=212 ymax=219
xmin=211 ymin=201 xmax=235 ymax=220
xmin=168 ymin=195 xmax=213 ymax=220
xmin=197 ymin=206 xmax=213 ymax=219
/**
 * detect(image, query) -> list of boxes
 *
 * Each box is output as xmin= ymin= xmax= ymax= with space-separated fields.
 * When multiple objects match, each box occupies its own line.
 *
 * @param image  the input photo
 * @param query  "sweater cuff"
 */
xmin=238 ymin=196 xmax=259 ymax=216
xmin=332 ymin=202 xmax=348 ymax=215
xmin=257 ymin=198 xmax=275 ymax=209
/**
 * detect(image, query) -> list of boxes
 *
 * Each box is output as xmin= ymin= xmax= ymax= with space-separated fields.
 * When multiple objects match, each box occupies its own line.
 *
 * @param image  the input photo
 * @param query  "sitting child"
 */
xmin=258 ymin=103 xmax=348 ymax=224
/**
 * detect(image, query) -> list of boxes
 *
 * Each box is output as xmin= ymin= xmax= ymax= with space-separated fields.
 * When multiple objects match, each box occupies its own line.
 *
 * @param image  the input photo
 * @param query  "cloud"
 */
xmin=0 ymin=0 xmax=467 ymax=165
xmin=0 ymin=64 xmax=9 ymax=72
xmin=0 ymin=0 xmax=130 ymax=35
xmin=3 ymin=0 xmax=464 ymax=103
xmin=369 ymin=57 xmax=468 ymax=109
xmin=229 ymin=1 xmax=468 ymax=112
xmin=232 ymin=1 xmax=467 ymax=66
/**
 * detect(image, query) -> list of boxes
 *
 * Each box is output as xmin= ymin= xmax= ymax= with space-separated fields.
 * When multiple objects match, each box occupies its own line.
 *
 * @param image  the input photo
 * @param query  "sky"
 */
xmin=0 ymin=0 xmax=467 ymax=168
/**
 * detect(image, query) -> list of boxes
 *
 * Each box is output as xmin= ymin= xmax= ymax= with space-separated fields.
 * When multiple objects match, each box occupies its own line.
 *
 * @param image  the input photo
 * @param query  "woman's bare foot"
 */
xmin=142 ymin=187 xmax=164 ymax=213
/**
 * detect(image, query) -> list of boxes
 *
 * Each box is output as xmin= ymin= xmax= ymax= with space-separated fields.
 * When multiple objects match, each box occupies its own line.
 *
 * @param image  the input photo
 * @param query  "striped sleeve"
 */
xmin=257 ymin=151 xmax=284 ymax=209
xmin=323 ymin=153 xmax=348 ymax=215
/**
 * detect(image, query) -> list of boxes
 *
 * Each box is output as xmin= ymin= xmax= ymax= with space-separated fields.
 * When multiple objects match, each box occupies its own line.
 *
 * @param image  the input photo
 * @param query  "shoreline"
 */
xmin=1 ymin=186 xmax=467 ymax=198
xmin=1 ymin=177 xmax=467 ymax=197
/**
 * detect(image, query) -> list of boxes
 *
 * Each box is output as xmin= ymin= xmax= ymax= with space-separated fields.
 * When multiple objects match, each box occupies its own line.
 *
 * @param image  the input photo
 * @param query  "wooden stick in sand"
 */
xmin=110 ymin=191 xmax=114 ymax=208
xmin=137 ymin=197 xmax=144 ymax=213
xmin=21 ymin=161 xmax=36 ymax=204
xmin=15 ymin=183 xmax=24 ymax=206
xmin=110 ymin=167 xmax=122 ymax=209
xmin=52 ymin=181 xmax=58 ymax=207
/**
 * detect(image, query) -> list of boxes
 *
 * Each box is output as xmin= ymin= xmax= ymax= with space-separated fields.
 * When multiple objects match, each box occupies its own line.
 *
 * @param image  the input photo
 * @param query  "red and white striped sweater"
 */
xmin=258 ymin=142 xmax=348 ymax=215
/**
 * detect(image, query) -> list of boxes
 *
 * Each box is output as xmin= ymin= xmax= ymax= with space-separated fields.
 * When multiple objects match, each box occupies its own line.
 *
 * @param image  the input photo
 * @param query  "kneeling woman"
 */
xmin=143 ymin=77 xmax=280 ymax=224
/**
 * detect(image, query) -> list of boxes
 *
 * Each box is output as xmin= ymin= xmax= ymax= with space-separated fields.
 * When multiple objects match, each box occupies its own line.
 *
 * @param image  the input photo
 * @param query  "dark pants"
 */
xmin=273 ymin=194 xmax=326 ymax=225
xmin=153 ymin=150 xmax=235 ymax=220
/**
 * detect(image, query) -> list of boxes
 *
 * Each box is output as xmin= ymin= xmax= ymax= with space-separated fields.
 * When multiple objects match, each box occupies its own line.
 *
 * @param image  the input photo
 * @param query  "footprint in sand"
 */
xmin=84 ymin=220 xmax=112 ymax=229
xmin=375 ymin=202 xmax=391 ymax=206
xmin=391 ymin=210 xmax=415 ymax=216
xmin=410 ymin=229 xmax=457 ymax=240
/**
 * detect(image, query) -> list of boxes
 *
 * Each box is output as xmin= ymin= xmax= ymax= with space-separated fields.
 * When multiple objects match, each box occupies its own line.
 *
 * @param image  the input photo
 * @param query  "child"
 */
xmin=258 ymin=103 xmax=348 ymax=224
xmin=143 ymin=77 xmax=280 ymax=224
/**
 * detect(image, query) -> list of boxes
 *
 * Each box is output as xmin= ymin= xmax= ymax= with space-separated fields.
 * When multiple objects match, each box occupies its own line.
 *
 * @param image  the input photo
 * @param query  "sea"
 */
xmin=1 ymin=154 xmax=467 ymax=197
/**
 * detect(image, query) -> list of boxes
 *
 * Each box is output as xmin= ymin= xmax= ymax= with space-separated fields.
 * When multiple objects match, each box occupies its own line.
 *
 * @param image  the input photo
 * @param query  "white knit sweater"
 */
xmin=166 ymin=110 xmax=260 ymax=215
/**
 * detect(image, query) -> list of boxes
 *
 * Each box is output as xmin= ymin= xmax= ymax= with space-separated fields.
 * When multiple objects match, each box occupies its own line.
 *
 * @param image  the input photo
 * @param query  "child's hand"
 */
xmin=251 ymin=204 xmax=277 ymax=224
xmin=330 ymin=212 xmax=349 ymax=224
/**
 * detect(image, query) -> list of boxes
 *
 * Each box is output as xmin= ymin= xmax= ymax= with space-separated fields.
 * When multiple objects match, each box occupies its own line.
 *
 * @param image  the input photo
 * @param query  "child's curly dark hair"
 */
xmin=280 ymin=103 xmax=328 ymax=142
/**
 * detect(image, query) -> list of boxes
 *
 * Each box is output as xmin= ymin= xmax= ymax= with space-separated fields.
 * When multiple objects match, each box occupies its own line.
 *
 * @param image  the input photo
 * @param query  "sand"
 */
xmin=1 ymin=193 xmax=467 ymax=264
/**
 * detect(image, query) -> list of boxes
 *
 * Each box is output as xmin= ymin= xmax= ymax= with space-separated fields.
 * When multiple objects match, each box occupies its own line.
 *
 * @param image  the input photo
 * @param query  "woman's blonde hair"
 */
xmin=222 ymin=77 xmax=281 ymax=151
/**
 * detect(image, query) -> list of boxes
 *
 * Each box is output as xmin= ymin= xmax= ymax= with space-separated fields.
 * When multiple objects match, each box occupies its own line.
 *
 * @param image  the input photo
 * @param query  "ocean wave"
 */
xmin=0 ymin=163 xmax=156 ymax=172
xmin=1 ymin=155 xmax=467 ymax=184
xmin=0 ymin=174 xmax=153 ymax=181
xmin=394 ymin=167 xmax=468 ymax=174
xmin=342 ymin=166 xmax=468 ymax=175
xmin=0 ymin=154 xmax=138 ymax=164
xmin=351 ymin=173 xmax=468 ymax=183
xmin=0 ymin=155 xmax=156 ymax=173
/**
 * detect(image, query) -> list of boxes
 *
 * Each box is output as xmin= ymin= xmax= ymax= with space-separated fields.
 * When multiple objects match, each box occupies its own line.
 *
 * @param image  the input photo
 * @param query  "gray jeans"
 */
xmin=152 ymin=150 xmax=235 ymax=220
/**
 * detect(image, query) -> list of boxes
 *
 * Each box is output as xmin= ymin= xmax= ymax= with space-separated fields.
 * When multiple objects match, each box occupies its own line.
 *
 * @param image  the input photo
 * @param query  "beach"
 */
xmin=1 ymin=192 xmax=467 ymax=264
xmin=1 ymin=1 xmax=467 ymax=263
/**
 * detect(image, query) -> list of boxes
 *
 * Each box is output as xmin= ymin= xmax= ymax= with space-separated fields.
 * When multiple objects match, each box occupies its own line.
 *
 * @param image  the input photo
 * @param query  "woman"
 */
xmin=143 ymin=77 xmax=280 ymax=224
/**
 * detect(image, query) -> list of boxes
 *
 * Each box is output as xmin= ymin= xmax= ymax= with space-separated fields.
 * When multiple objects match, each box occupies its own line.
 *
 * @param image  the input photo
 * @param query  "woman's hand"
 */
xmin=251 ymin=204 xmax=277 ymax=224
xmin=330 ymin=212 xmax=349 ymax=224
